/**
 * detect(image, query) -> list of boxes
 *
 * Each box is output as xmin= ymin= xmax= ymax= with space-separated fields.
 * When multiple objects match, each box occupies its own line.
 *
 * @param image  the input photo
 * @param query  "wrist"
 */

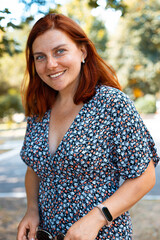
xmin=27 ymin=203 xmax=39 ymax=212
xmin=91 ymin=206 xmax=107 ymax=229
xmin=96 ymin=204 xmax=113 ymax=227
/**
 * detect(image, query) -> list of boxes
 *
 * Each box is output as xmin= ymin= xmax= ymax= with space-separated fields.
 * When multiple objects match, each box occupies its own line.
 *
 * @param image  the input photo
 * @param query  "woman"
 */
xmin=17 ymin=13 xmax=159 ymax=240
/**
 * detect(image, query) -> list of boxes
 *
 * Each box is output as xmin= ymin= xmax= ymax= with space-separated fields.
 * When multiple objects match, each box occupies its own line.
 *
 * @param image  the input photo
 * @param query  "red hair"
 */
xmin=22 ymin=13 xmax=122 ymax=118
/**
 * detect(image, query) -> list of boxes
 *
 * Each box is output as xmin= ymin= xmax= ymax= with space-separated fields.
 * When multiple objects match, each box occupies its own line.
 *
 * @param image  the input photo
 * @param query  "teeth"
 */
xmin=50 ymin=71 xmax=64 ymax=78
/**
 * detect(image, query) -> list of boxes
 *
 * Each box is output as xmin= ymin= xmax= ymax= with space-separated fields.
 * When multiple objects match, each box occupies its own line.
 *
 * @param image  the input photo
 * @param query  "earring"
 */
xmin=82 ymin=59 xmax=85 ymax=64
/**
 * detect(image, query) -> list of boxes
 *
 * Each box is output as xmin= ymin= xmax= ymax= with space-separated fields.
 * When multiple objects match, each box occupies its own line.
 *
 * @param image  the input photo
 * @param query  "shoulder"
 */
xmin=94 ymin=85 xmax=141 ymax=125
xmin=96 ymin=85 xmax=125 ymax=99
xmin=26 ymin=110 xmax=50 ymax=130
xmin=26 ymin=115 xmax=38 ymax=128
xmin=95 ymin=85 xmax=133 ymax=109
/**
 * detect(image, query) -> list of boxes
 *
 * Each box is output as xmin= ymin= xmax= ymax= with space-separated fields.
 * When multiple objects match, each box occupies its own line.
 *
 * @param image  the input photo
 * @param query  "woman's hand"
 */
xmin=17 ymin=167 xmax=40 ymax=239
xmin=17 ymin=207 xmax=39 ymax=240
xmin=64 ymin=207 xmax=106 ymax=240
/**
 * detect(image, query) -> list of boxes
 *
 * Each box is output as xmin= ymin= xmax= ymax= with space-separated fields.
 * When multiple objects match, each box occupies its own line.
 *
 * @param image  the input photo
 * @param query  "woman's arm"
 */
xmin=64 ymin=160 xmax=156 ymax=240
xmin=17 ymin=167 xmax=40 ymax=240
xmin=102 ymin=159 xmax=155 ymax=221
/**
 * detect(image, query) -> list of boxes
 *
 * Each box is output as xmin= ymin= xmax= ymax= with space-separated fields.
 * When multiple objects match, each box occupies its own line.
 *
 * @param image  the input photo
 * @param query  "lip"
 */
xmin=48 ymin=70 xmax=66 ymax=79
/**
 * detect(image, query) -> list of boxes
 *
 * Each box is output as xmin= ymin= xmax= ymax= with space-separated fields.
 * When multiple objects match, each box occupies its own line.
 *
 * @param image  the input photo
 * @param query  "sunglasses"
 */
xmin=36 ymin=229 xmax=65 ymax=240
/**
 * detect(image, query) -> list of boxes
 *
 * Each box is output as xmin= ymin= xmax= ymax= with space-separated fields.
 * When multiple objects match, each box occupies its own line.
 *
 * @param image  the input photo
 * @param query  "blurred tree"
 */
xmin=88 ymin=0 xmax=127 ymax=15
xmin=0 ymin=3 xmax=41 ymax=58
xmin=20 ymin=0 xmax=127 ymax=14
xmin=0 ymin=25 xmax=29 ymax=120
xmin=0 ymin=23 xmax=30 ymax=90
xmin=58 ymin=0 xmax=108 ymax=58
xmin=0 ymin=51 xmax=25 ymax=119
xmin=0 ymin=0 xmax=126 ymax=58
xmin=0 ymin=52 xmax=25 ymax=89
xmin=89 ymin=19 xmax=108 ymax=58
xmin=0 ymin=9 xmax=23 ymax=57
xmin=108 ymin=0 xmax=160 ymax=100
xmin=0 ymin=90 xmax=23 ymax=119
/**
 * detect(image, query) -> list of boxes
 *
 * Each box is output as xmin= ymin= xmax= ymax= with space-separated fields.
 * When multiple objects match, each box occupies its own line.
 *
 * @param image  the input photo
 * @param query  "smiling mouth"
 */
xmin=49 ymin=70 xmax=66 ymax=78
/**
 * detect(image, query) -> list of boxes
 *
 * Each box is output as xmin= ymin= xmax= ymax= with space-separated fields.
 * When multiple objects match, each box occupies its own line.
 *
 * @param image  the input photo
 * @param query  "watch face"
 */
xmin=102 ymin=207 xmax=113 ymax=221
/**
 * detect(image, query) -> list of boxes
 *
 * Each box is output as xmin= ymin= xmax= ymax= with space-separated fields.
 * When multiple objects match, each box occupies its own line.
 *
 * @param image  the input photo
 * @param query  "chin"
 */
xmin=51 ymin=85 xmax=66 ymax=92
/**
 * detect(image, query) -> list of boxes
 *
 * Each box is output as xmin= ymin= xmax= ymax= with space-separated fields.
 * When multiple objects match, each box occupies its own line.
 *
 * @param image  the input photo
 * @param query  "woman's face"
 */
xmin=32 ymin=29 xmax=86 ymax=94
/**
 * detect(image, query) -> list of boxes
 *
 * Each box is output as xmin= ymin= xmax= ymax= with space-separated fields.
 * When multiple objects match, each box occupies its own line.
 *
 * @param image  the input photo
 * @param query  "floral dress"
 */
xmin=20 ymin=85 xmax=159 ymax=239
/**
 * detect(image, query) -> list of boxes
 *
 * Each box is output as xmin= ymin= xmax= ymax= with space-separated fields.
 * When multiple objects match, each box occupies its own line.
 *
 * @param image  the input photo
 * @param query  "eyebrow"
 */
xmin=33 ymin=44 xmax=68 ymax=55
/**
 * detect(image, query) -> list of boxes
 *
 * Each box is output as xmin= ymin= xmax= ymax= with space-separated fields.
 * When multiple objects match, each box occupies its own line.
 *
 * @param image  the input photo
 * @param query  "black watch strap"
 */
xmin=96 ymin=204 xmax=113 ymax=226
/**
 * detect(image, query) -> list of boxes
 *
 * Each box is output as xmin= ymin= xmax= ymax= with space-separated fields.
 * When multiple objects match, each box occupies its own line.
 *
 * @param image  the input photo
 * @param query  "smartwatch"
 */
xmin=96 ymin=204 xmax=113 ymax=226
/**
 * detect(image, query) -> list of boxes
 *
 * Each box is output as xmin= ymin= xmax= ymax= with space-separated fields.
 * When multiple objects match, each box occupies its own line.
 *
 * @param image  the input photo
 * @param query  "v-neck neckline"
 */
xmin=46 ymin=86 xmax=99 ymax=159
xmin=46 ymin=103 xmax=87 ymax=159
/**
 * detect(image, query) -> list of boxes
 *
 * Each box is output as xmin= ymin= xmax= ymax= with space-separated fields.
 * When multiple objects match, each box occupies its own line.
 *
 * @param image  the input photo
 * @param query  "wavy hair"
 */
xmin=22 ymin=13 xmax=122 ymax=118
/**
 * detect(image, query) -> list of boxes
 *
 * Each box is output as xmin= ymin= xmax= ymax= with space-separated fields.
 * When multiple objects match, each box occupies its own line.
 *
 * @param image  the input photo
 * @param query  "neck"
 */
xmin=56 ymin=82 xmax=78 ymax=107
xmin=56 ymin=94 xmax=75 ymax=108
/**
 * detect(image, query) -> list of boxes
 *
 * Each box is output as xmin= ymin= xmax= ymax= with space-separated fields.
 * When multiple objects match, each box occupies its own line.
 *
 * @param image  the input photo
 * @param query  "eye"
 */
xmin=56 ymin=49 xmax=65 ymax=55
xmin=34 ymin=55 xmax=45 ymax=61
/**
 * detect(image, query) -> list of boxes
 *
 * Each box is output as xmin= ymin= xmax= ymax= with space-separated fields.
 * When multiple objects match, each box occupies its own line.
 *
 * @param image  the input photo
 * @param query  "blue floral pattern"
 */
xmin=20 ymin=85 xmax=159 ymax=239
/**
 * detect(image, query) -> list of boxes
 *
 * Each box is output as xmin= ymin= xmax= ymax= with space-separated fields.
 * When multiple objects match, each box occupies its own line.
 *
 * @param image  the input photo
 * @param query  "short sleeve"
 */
xmin=110 ymin=91 xmax=159 ymax=180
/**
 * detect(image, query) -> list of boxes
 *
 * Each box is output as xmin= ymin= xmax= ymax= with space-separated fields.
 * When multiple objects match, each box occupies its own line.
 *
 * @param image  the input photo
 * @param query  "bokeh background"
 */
xmin=0 ymin=0 xmax=160 ymax=239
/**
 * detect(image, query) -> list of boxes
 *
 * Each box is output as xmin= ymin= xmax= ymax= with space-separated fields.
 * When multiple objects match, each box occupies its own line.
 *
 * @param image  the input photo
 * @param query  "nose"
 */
xmin=47 ymin=56 xmax=58 ymax=69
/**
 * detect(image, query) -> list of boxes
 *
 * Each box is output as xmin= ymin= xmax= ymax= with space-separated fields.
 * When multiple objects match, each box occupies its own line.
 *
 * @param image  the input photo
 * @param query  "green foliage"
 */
xmin=19 ymin=0 xmax=127 ymax=14
xmin=88 ymin=0 xmax=127 ymax=15
xmin=0 ymin=0 xmax=126 ymax=58
xmin=134 ymin=94 xmax=156 ymax=114
xmin=0 ymin=8 xmax=23 ymax=57
xmin=89 ymin=19 xmax=108 ymax=58
xmin=57 ymin=0 xmax=108 ymax=58
xmin=0 ymin=52 xmax=25 ymax=89
xmin=20 ymin=0 xmax=46 ymax=8
xmin=108 ymin=0 xmax=160 ymax=99
xmin=0 ymin=36 xmax=22 ymax=57
xmin=0 ymin=90 xmax=23 ymax=118
xmin=0 ymin=29 xmax=26 ymax=119
xmin=0 ymin=8 xmax=11 ymax=32
xmin=0 ymin=81 xmax=10 ymax=95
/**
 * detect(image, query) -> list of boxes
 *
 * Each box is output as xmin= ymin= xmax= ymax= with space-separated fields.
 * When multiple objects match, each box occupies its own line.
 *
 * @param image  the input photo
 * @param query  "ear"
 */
xmin=80 ymin=44 xmax=87 ymax=62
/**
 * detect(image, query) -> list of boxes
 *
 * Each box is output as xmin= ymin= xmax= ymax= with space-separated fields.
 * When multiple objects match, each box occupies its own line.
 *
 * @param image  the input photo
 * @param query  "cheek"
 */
xmin=35 ymin=63 xmax=44 ymax=75
xmin=65 ymin=56 xmax=82 ymax=72
xmin=64 ymin=51 xmax=82 ymax=65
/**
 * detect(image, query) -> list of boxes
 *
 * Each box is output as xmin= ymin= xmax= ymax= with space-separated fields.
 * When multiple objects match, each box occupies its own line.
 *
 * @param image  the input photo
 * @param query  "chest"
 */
xmin=24 ymin=107 xmax=117 ymax=179
xmin=48 ymin=103 xmax=84 ymax=156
